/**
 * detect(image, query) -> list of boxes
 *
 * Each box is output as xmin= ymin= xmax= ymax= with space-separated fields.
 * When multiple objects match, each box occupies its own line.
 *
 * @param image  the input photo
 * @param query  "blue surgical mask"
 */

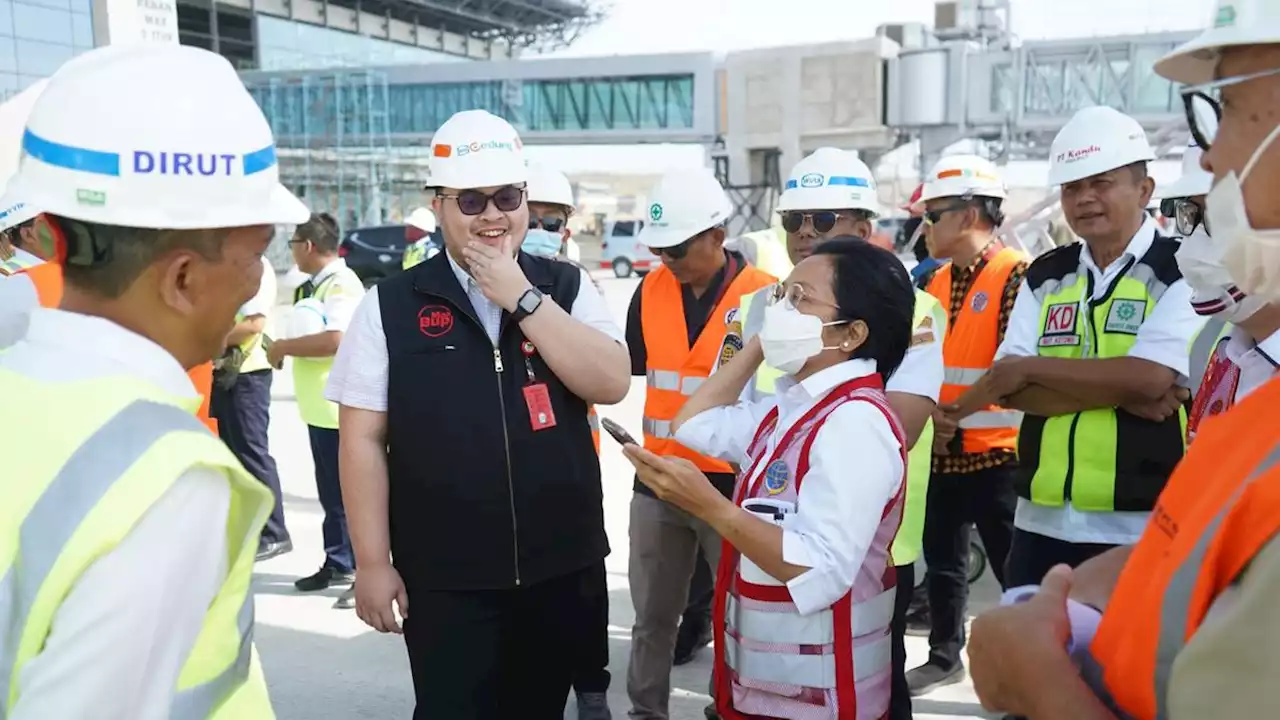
xmin=522 ymin=228 xmax=564 ymax=258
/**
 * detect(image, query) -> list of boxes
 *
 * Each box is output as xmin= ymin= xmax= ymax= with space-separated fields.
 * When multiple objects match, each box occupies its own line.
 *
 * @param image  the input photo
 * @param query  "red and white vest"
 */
xmin=713 ymin=373 xmax=906 ymax=720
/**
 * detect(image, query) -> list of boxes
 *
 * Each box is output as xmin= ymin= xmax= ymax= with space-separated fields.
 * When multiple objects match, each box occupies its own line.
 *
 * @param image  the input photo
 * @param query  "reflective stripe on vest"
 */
xmin=640 ymin=262 xmax=776 ymax=474
xmin=926 ymin=247 xmax=1024 ymax=451
xmin=1017 ymin=249 xmax=1187 ymax=512
xmin=1078 ymin=417 xmax=1280 ymax=720
xmin=0 ymin=400 xmax=255 ymax=718
xmin=292 ymin=271 xmax=350 ymax=430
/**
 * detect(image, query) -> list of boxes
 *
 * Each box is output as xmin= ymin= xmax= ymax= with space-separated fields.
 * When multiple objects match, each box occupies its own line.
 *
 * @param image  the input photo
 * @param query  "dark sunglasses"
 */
xmin=780 ymin=211 xmax=841 ymax=235
xmin=529 ymin=216 xmax=565 ymax=233
xmin=438 ymin=185 xmax=525 ymax=216
xmin=1160 ymin=198 xmax=1203 ymax=236
xmin=650 ymin=236 xmax=698 ymax=260
xmin=923 ymin=203 xmax=971 ymax=226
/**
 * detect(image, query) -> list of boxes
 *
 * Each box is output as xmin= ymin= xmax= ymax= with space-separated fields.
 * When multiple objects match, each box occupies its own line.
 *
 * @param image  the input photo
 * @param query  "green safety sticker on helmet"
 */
xmin=649 ymin=203 xmax=663 ymax=222
xmin=76 ymin=189 xmax=105 ymax=206
xmin=1214 ymin=4 xmax=1236 ymax=27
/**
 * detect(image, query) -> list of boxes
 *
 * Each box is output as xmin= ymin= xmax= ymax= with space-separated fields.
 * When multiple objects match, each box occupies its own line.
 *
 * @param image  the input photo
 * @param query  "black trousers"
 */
xmin=921 ymin=463 xmax=1017 ymax=668
xmin=1004 ymin=528 xmax=1118 ymax=588
xmin=307 ymin=425 xmax=355 ymax=573
xmin=210 ymin=369 xmax=289 ymax=544
xmin=404 ymin=563 xmax=605 ymax=720
xmin=571 ymin=561 xmax=611 ymax=694
xmin=889 ymin=562 xmax=915 ymax=720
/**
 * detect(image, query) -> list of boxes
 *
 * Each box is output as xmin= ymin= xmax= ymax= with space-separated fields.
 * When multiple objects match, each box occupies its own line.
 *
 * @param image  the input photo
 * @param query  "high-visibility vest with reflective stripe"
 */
xmin=0 ymin=251 xmax=38 ymax=276
xmin=588 ymin=406 xmax=600 ymax=453
xmin=733 ymin=286 xmax=945 ymax=567
xmin=1078 ymin=376 xmax=1280 ymax=720
xmin=713 ymin=374 xmax=904 ymax=720
xmin=640 ymin=262 xmax=775 ymax=473
xmin=402 ymin=239 xmax=430 ymax=270
xmin=925 ymin=247 xmax=1025 ymax=453
xmin=1185 ymin=317 xmax=1234 ymax=445
xmin=292 ymin=270 xmax=360 ymax=429
xmin=0 ymin=369 xmax=274 ymax=718
xmin=14 ymin=261 xmax=218 ymax=433
xmin=1016 ymin=240 xmax=1191 ymax=512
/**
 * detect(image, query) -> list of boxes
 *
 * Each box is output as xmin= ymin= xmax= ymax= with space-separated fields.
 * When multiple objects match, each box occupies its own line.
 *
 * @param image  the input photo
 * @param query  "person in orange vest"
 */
xmin=623 ymin=167 xmax=776 ymax=719
xmin=966 ymin=12 xmax=1280 ymax=718
xmin=0 ymin=205 xmax=219 ymax=432
xmin=907 ymin=154 xmax=1028 ymax=695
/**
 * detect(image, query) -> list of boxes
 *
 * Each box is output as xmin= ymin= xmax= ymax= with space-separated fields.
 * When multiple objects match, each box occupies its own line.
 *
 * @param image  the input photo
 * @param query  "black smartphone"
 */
xmin=600 ymin=417 xmax=638 ymax=446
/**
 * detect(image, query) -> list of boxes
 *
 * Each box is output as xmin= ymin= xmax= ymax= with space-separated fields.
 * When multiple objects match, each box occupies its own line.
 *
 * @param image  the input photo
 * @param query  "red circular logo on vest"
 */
xmin=418 ymin=305 xmax=454 ymax=337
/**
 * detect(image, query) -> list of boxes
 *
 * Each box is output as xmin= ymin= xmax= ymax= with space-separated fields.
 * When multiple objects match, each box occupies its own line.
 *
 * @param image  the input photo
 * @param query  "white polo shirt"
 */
xmin=994 ymin=219 xmax=1207 ymax=545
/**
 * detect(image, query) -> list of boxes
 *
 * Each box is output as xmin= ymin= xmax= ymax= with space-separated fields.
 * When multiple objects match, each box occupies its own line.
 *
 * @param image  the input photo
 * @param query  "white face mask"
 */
xmin=521 ymin=228 xmax=563 ymax=258
xmin=1175 ymin=225 xmax=1254 ymax=319
xmin=1207 ymin=121 xmax=1280 ymax=302
xmin=759 ymin=300 xmax=846 ymax=375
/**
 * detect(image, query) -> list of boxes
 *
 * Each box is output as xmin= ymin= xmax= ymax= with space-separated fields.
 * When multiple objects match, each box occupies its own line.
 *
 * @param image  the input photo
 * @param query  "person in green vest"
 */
xmin=267 ymin=212 xmax=366 ymax=609
xmin=0 ymin=42 xmax=309 ymax=718
xmin=712 ymin=147 xmax=946 ymax=720
xmin=401 ymin=206 xmax=438 ymax=270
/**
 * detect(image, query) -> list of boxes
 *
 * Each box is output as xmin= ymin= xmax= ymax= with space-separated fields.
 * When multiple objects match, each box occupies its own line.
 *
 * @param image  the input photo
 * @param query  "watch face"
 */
xmin=520 ymin=289 xmax=542 ymax=313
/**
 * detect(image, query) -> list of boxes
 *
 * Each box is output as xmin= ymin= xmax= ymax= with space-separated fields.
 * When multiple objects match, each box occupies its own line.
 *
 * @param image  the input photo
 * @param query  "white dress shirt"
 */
xmin=676 ymin=359 xmax=904 ymax=616
xmin=1223 ymin=325 xmax=1280 ymax=401
xmin=994 ymin=220 xmax=1207 ymax=545
xmin=3 ymin=309 xmax=230 ymax=720
xmin=326 ymin=252 xmax=626 ymax=412
xmin=306 ymin=257 xmax=364 ymax=334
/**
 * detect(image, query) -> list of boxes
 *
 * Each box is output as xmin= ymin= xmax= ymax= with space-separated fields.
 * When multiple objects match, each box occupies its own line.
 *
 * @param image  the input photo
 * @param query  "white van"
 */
xmin=600 ymin=219 xmax=657 ymax=278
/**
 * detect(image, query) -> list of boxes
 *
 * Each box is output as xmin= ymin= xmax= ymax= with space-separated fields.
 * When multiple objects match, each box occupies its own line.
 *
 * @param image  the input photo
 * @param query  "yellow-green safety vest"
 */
xmin=235 ymin=310 xmax=272 ymax=374
xmin=0 ymin=369 xmax=274 ymax=718
xmin=1016 ymin=239 xmax=1194 ymax=512
xmin=292 ymin=270 xmax=359 ymax=429
xmin=733 ymin=286 xmax=947 ymax=566
xmin=402 ymin=239 xmax=430 ymax=270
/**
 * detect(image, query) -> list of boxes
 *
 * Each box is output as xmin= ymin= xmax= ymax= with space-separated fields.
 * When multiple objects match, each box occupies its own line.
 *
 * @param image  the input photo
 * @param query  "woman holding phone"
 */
xmin=622 ymin=237 xmax=915 ymax=720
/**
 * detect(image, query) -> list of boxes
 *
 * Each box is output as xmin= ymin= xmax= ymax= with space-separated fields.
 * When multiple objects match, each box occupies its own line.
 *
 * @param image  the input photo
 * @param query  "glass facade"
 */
xmin=0 ymin=0 xmax=93 ymax=99
xmin=249 ymin=72 xmax=697 ymax=141
xmin=256 ymin=15 xmax=464 ymax=71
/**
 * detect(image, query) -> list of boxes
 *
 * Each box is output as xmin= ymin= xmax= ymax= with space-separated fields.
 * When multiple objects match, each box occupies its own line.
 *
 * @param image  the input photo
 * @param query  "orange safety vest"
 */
xmin=1079 ymin=376 xmax=1280 ymax=719
xmin=588 ymin=405 xmax=600 ymax=454
xmin=640 ymin=261 xmax=775 ymax=474
xmin=925 ymin=246 xmax=1024 ymax=454
xmin=16 ymin=262 xmax=219 ymax=434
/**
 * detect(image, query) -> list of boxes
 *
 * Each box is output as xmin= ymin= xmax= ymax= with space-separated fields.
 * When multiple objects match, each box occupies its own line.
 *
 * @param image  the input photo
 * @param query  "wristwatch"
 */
xmin=511 ymin=287 xmax=544 ymax=322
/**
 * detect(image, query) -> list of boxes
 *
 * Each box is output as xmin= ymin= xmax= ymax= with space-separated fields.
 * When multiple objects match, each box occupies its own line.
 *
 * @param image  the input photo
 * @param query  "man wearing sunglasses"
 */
xmin=965 ymin=5 xmax=1280 ymax=718
xmin=623 ymin=167 xmax=776 ymax=720
xmin=713 ymin=147 xmax=946 ymax=720
xmin=1158 ymin=136 xmax=1280 ymax=445
xmin=326 ymin=109 xmax=630 ymax=719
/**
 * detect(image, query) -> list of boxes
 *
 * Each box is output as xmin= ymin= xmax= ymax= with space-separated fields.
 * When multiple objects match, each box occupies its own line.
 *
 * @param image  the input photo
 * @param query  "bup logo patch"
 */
xmin=418 ymin=305 xmax=454 ymax=338
xmin=1105 ymin=299 xmax=1146 ymax=335
xmin=1040 ymin=302 xmax=1081 ymax=347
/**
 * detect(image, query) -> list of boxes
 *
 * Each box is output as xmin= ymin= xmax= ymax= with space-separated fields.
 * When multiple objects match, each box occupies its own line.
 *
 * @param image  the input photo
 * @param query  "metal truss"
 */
xmin=340 ymin=0 xmax=607 ymax=50
xmin=517 ymin=74 xmax=695 ymax=131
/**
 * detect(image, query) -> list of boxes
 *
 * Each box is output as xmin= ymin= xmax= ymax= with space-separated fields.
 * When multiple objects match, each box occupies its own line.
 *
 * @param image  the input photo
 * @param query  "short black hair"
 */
xmin=296 ymin=212 xmax=340 ymax=253
xmin=57 ymin=217 xmax=225 ymax=299
xmin=811 ymin=236 xmax=914 ymax=382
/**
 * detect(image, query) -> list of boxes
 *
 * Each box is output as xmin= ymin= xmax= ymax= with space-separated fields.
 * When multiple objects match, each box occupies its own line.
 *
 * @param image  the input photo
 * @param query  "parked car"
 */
xmin=340 ymin=224 xmax=441 ymax=287
xmin=600 ymin=219 xmax=656 ymax=278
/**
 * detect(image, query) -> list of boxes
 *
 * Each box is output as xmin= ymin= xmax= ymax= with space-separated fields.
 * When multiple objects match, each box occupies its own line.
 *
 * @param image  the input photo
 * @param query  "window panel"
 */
xmin=15 ymin=38 xmax=73 ymax=76
xmin=0 ymin=72 xmax=17 ymax=99
xmin=0 ymin=0 xmax=14 ymax=35
xmin=0 ymin=37 xmax=15 ymax=73
xmin=70 ymin=9 xmax=89 ymax=46
xmin=13 ymin=2 xmax=73 ymax=43
xmin=20 ymin=0 xmax=69 ymax=11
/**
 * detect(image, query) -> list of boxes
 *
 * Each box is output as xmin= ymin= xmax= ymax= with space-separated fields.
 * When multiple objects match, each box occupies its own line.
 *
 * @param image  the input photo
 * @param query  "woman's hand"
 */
xmin=622 ymin=444 xmax=728 ymax=520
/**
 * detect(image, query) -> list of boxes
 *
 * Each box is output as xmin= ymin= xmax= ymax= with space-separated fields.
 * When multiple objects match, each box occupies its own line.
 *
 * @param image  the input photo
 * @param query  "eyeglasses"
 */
xmin=780 ymin=211 xmax=848 ymax=235
xmin=438 ymin=185 xmax=525 ymax=216
xmin=923 ymin=203 xmax=971 ymax=226
xmin=529 ymin=216 xmax=565 ymax=233
xmin=766 ymin=281 xmax=840 ymax=312
xmin=1160 ymin=197 xmax=1204 ymax=236
xmin=650 ymin=236 xmax=698 ymax=260
xmin=1180 ymin=66 xmax=1280 ymax=152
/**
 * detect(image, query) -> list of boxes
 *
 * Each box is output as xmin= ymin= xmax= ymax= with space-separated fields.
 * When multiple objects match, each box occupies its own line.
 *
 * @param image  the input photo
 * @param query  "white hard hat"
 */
xmin=776 ymin=147 xmax=879 ymax=216
xmin=0 ymin=197 xmax=38 ymax=232
xmin=1047 ymin=106 xmax=1155 ymax=186
xmin=526 ymin=163 xmax=575 ymax=210
xmin=405 ymin=207 xmax=437 ymax=233
xmin=1157 ymin=140 xmax=1214 ymax=200
xmin=426 ymin=110 xmax=527 ymax=190
xmin=1155 ymin=0 xmax=1280 ymax=86
xmin=1 ymin=44 xmax=308 ymax=230
xmin=919 ymin=154 xmax=1008 ymax=204
xmin=637 ymin=168 xmax=732 ymax=249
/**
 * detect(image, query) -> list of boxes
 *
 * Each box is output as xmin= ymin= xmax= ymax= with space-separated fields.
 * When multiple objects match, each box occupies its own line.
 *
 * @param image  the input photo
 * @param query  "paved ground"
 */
xmin=255 ymin=271 xmax=999 ymax=719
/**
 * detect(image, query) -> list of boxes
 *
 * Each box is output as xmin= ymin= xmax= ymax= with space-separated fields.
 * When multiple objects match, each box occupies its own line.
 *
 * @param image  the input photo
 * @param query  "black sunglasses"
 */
xmin=1160 ymin=197 xmax=1204 ymax=236
xmin=650 ymin=235 xmax=699 ymax=260
xmin=438 ymin=185 xmax=525 ymax=216
xmin=529 ymin=216 xmax=565 ymax=233
xmin=780 ymin=211 xmax=842 ymax=235
xmin=923 ymin=203 xmax=972 ymax=226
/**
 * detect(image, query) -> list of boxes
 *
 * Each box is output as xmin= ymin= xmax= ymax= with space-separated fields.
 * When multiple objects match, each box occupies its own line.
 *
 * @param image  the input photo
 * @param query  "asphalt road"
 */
xmin=255 ymin=271 xmax=999 ymax=720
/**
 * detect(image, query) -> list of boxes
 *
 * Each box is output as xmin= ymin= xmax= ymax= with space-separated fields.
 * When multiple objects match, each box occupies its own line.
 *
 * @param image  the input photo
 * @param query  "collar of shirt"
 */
xmin=1079 ymin=217 xmax=1157 ymax=279
xmin=446 ymin=249 xmax=479 ymax=292
xmin=1225 ymin=324 xmax=1280 ymax=370
xmin=14 ymin=308 xmax=198 ymax=399
xmin=771 ymin=358 xmax=878 ymax=422
xmin=311 ymin=257 xmax=348 ymax=285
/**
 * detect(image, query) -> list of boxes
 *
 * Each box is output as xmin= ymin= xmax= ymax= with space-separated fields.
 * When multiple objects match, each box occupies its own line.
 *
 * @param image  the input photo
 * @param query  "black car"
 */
xmin=340 ymin=224 xmax=442 ymax=287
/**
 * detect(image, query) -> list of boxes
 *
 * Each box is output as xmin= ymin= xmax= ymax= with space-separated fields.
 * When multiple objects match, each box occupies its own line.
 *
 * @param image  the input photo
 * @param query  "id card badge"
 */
xmin=523 ymin=383 xmax=558 ymax=431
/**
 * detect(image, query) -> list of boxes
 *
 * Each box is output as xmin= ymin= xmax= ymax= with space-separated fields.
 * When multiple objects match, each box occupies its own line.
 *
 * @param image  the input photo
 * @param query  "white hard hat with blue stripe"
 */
xmin=0 ymin=197 xmax=37 ymax=232
xmin=776 ymin=147 xmax=880 ymax=216
xmin=0 ymin=43 xmax=308 ymax=231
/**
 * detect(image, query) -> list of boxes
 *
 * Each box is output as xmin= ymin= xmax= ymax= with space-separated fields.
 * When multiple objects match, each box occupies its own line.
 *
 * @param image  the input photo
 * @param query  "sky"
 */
xmin=521 ymin=0 xmax=1219 ymax=178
